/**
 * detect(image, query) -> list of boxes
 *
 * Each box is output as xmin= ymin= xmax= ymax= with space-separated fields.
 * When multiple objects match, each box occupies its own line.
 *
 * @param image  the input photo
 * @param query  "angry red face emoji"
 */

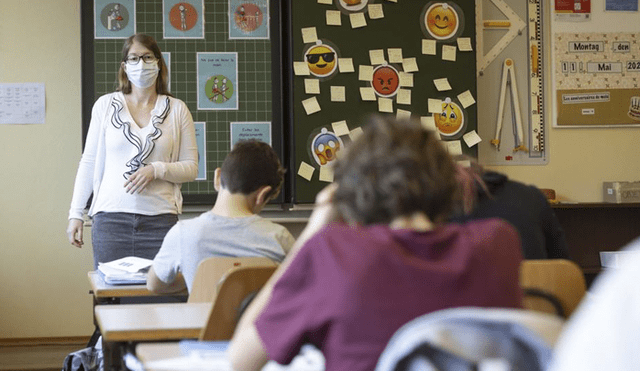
xmin=372 ymin=65 xmax=400 ymax=97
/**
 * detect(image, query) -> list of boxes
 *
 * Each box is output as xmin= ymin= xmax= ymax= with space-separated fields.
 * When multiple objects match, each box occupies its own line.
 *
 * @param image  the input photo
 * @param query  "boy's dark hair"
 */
xmin=333 ymin=115 xmax=459 ymax=225
xmin=220 ymin=140 xmax=285 ymax=200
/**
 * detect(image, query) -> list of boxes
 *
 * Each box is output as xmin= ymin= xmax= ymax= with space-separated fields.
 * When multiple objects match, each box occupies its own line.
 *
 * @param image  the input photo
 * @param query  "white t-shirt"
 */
xmin=548 ymin=238 xmax=640 ymax=370
xmin=152 ymin=211 xmax=295 ymax=292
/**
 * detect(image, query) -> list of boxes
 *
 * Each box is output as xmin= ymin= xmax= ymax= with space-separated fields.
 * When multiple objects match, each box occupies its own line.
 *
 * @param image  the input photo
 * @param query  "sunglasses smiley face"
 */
xmin=305 ymin=44 xmax=338 ymax=77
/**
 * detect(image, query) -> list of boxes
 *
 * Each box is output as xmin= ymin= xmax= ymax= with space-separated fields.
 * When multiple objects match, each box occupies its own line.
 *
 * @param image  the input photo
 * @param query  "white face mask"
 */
xmin=125 ymin=60 xmax=159 ymax=88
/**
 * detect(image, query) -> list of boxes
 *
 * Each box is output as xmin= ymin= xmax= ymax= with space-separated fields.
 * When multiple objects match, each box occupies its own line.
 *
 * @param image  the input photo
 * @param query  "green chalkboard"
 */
xmin=81 ymin=0 xmax=283 ymax=205
xmin=284 ymin=0 xmax=478 ymax=204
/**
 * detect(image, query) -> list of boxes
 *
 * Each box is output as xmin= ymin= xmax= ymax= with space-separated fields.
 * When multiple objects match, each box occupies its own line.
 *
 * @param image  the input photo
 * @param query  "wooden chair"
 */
xmin=519 ymin=259 xmax=587 ymax=318
xmin=199 ymin=265 xmax=277 ymax=340
xmin=188 ymin=256 xmax=277 ymax=304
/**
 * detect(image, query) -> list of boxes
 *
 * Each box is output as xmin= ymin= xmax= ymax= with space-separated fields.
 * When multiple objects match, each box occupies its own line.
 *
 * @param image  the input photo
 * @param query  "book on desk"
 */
xmin=97 ymin=256 xmax=152 ymax=285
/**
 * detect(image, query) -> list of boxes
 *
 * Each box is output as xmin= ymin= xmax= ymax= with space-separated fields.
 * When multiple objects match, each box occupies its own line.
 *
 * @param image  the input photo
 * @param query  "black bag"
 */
xmin=62 ymin=345 xmax=103 ymax=371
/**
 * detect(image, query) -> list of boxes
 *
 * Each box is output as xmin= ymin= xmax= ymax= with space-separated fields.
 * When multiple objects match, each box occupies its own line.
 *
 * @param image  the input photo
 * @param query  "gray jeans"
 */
xmin=91 ymin=212 xmax=178 ymax=269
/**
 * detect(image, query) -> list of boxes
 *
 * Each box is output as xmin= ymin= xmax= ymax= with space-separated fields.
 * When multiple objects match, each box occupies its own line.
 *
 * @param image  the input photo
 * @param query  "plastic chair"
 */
xmin=199 ymin=265 xmax=277 ymax=340
xmin=188 ymin=256 xmax=277 ymax=304
xmin=519 ymin=259 xmax=587 ymax=318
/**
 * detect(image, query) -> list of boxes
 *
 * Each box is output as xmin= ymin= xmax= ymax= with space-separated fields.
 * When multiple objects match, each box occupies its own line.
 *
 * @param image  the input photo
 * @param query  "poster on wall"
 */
xmin=163 ymin=0 xmax=205 ymax=39
xmin=554 ymin=32 xmax=640 ymax=127
xmin=554 ymin=0 xmax=591 ymax=21
xmin=162 ymin=52 xmax=171 ymax=92
xmin=196 ymin=52 xmax=239 ymax=110
xmin=229 ymin=0 xmax=270 ymax=39
xmin=194 ymin=122 xmax=207 ymax=180
xmin=230 ymin=122 xmax=272 ymax=147
xmin=605 ymin=0 xmax=639 ymax=11
xmin=94 ymin=0 xmax=136 ymax=39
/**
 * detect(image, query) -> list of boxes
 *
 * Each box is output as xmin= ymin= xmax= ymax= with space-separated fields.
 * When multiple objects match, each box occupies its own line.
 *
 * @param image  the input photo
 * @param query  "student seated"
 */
xmin=452 ymin=161 xmax=568 ymax=259
xmin=146 ymin=140 xmax=295 ymax=294
xmin=228 ymin=116 xmax=524 ymax=371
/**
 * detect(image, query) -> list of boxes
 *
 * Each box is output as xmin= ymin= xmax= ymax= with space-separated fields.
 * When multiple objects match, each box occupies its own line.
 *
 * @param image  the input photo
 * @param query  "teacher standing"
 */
xmin=67 ymin=34 xmax=198 ymax=268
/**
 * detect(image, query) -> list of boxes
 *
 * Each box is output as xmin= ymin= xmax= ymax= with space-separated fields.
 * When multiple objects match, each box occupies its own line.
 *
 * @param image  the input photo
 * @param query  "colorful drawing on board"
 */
xmin=205 ymin=75 xmax=235 ymax=104
xmin=336 ymin=0 xmax=369 ymax=13
xmin=229 ymin=0 xmax=270 ymax=39
xmin=163 ymin=0 xmax=204 ymax=39
xmin=310 ymin=128 xmax=343 ymax=166
xmin=433 ymin=97 xmax=465 ymax=137
xmin=422 ymin=2 xmax=461 ymax=41
xmin=304 ymin=41 xmax=339 ymax=78
xmin=197 ymin=52 xmax=239 ymax=110
xmin=94 ymin=0 xmax=135 ymax=39
xmin=371 ymin=64 xmax=400 ymax=98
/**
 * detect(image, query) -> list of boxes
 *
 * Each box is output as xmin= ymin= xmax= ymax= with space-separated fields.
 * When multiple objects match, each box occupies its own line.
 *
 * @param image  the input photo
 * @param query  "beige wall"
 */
xmin=483 ymin=0 xmax=640 ymax=202
xmin=0 ymin=0 xmax=95 ymax=338
xmin=0 ymin=0 xmax=638 ymax=339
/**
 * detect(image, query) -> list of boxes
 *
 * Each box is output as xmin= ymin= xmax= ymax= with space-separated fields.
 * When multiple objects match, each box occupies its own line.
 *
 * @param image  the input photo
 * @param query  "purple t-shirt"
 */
xmin=255 ymin=219 xmax=523 ymax=371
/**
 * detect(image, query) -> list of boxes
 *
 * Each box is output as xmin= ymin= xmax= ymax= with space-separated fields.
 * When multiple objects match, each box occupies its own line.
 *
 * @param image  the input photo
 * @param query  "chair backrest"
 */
xmin=199 ymin=265 xmax=277 ymax=341
xmin=519 ymin=259 xmax=587 ymax=318
xmin=375 ymin=307 xmax=564 ymax=371
xmin=188 ymin=256 xmax=277 ymax=304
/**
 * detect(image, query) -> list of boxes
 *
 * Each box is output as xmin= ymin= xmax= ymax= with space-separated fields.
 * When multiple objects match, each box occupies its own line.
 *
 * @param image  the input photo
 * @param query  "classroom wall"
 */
xmin=0 ymin=0 xmax=638 ymax=340
xmin=483 ymin=0 xmax=640 ymax=202
xmin=0 ymin=0 xmax=95 ymax=338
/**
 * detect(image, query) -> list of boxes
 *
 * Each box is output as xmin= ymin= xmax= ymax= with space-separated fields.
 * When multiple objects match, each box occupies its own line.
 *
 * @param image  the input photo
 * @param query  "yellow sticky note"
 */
xmin=396 ymin=109 xmax=412 ymax=121
xmin=349 ymin=127 xmax=364 ymax=141
xmin=457 ymin=159 xmax=472 ymax=168
xmin=338 ymin=58 xmax=355 ymax=73
xmin=402 ymin=57 xmax=419 ymax=73
xmin=396 ymin=89 xmax=411 ymax=105
xmin=385 ymin=0 xmax=398 ymax=2
xmin=331 ymin=86 xmax=346 ymax=102
xmin=319 ymin=166 xmax=334 ymax=183
xmin=442 ymin=45 xmax=457 ymax=61
xmin=317 ymin=0 xmax=332 ymax=4
xmin=445 ymin=140 xmax=463 ymax=155
xmin=387 ymin=48 xmax=403 ymax=64
xmin=457 ymin=90 xmax=476 ymax=108
xmin=378 ymin=97 xmax=393 ymax=113
xmin=369 ymin=49 xmax=385 ymax=65
xmin=433 ymin=78 xmax=452 ymax=91
xmin=420 ymin=116 xmax=437 ymax=131
xmin=332 ymin=120 xmax=350 ymax=137
xmin=463 ymin=130 xmax=482 ymax=148
xmin=301 ymin=27 xmax=318 ymax=44
xmin=457 ymin=37 xmax=473 ymax=52
xmin=293 ymin=61 xmax=310 ymax=76
xmin=368 ymin=4 xmax=384 ymax=19
xmin=305 ymin=79 xmax=320 ymax=94
xmin=302 ymin=97 xmax=321 ymax=115
xmin=399 ymin=72 xmax=413 ymax=87
xmin=360 ymin=87 xmax=377 ymax=101
xmin=298 ymin=162 xmax=315 ymax=181
xmin=359 ymin=65 xmax=374 ymax=81
xmin=422 ymin=39 xmax=436 ymax=55
xmin=428 ymin=98 xmax=443 ymax=114
xmin=326 ymin=10 xmax=341 ymax=26
xmin=350 ymin=12 xmax=367 ymax=28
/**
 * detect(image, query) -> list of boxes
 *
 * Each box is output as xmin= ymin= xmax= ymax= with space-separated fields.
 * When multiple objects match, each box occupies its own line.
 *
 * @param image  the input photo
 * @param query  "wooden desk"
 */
xmin=552 ymin=202 xmax=640 ymax=284
xmin=88 ymin=271 xmax=153 ymax=299
xmin=95 ymin=302 xmax=210 ymax=371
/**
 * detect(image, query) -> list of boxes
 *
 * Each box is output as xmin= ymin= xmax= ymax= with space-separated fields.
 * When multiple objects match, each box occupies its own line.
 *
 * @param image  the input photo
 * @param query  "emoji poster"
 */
xmin=229 ymin=0 xmax=270 ymax=39
xmin=197 ymin=52 xmax=239 ymax=110
xmin=163 ymin=0 xmax=205 ymax=39
xmin=94 ymin=0 xmax=136 ymax=39
xmin=285 ymin=0 xmax=478 ymax=202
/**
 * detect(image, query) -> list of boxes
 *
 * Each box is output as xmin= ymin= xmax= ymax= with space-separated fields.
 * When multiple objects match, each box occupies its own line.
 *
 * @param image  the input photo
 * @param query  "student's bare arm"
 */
xmin=146 ymin=266 xmax=188 ymax=295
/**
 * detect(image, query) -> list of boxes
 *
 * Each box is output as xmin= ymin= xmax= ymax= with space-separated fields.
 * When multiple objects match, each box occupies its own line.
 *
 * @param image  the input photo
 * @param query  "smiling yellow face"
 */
xmin=425 ymin=3 xmax=458 ymax=40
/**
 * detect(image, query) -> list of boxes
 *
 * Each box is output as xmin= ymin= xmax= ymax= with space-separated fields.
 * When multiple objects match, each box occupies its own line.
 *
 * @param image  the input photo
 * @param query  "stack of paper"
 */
xmin=97 ymin=256 xmax=152 ymax=285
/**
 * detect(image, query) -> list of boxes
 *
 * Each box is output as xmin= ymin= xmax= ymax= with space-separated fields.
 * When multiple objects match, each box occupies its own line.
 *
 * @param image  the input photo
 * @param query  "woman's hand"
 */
xmin=124 ymin=165 xmax=156 ymax=194
xmin=67 ymin=218 xmax=85 ymax=248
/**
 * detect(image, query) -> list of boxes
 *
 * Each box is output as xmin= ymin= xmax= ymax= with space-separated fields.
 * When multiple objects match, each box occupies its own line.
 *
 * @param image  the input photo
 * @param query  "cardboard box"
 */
xmin=603 ymin=181 xmax=640 ymax=203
